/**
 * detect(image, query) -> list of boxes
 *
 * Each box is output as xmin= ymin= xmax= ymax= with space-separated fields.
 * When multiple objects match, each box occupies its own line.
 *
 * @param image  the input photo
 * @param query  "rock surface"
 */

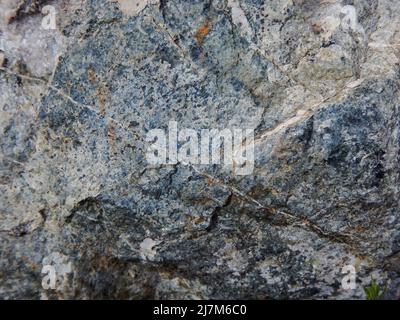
xmin=0 ymin=0 xmax=399 ymax=299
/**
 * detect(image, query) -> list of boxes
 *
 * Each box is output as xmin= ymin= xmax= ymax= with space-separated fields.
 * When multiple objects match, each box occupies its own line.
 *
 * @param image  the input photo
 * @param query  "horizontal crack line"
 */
xmin=187 ymin=162 xmax=363 ymax=250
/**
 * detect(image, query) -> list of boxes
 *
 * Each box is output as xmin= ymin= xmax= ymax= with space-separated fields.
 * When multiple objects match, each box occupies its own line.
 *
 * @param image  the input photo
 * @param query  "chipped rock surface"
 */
xmin=0 ymin=0 xmax=400 ymax=299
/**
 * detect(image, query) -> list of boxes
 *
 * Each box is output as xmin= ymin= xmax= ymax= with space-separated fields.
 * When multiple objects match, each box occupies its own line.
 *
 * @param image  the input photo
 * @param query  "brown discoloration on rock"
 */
xmin=194 ymin=19 xmax=212 ymax=45
xmin=87 ymin=68 xmax=118 ymax=156
xmin=87 ymin=68 xmax=96 ymax=82
xmin=108 ymin=120 xmax=117 ymax=156
xmin=88 ymin=69 xmax=107 ymax=116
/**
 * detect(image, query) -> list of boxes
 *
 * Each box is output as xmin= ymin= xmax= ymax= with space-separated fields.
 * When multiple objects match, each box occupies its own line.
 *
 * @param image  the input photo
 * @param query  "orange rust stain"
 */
xmin=194 ymin=19 xmax=212 ymax=45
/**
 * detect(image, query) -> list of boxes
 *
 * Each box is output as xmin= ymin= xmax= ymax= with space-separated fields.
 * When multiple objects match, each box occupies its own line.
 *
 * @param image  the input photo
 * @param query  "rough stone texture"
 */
xmin=0 ymin=0 xmax=399 ymax=299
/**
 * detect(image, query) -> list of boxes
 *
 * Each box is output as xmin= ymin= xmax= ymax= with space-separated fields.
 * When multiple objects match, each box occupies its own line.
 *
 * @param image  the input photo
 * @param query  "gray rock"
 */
xmin=0 ymin=0 xmax=399 ymax=299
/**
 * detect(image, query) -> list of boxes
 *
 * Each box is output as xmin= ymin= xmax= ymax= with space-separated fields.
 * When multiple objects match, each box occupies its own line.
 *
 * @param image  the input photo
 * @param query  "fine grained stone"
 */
xmin=0 ymin=0 xmax=399 ymax=299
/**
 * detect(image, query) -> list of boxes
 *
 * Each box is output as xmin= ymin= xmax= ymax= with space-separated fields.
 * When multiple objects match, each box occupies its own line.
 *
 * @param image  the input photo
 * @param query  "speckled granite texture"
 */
xmin=0 ymin=0 xmax=399 ymax=299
